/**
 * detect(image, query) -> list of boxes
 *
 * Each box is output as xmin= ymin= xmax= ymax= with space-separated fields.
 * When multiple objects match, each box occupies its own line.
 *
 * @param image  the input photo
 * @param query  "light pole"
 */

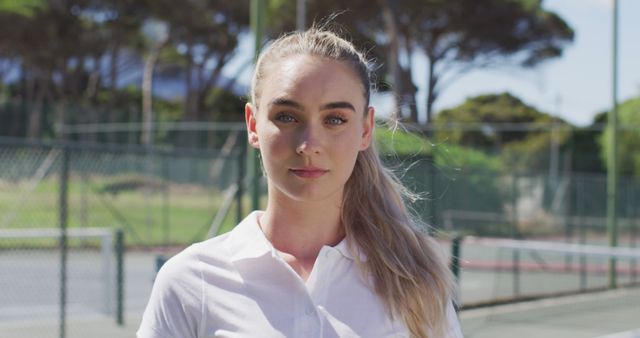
xmin=607 ymin=0 xmax=619 ymax=289
xmin=249 ymin=0 xmax=265 ymax=211
xmin=141 ymin=19 xmax=169 ymax=242
xmin=141 ymin=20 xmax=169 ymax=147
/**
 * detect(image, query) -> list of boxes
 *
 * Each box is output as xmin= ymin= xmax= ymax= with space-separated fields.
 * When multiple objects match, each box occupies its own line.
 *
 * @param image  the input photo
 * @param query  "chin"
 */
xmin=279 ymin=186 xmax=343 ymax=204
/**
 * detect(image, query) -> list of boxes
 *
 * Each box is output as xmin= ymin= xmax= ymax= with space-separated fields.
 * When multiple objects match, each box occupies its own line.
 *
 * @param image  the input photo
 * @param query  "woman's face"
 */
xmin=246 ymin=54 xmax=374 ymax=205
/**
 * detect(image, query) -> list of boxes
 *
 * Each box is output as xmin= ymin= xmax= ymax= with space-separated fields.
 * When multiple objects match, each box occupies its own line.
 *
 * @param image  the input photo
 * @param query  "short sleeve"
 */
xmin=444 ymin=300 xmax=464 ymax=338
xmin=137 ymin=250 xmax=202 ymax=338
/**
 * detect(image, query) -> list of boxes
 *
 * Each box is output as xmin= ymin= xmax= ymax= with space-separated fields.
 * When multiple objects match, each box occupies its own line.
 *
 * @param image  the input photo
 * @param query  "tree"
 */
xmin=263 ymin=0 xmax=573 ymax=126
xmin=400 ymin=0 xmax=574 ymax=124
xmin=0 ymin=0 xmax=150 ymax=139
xmin=0 ymin=0 xmax=251 ymax=143
xmin=263 ymin=0 xmax=390 ymax=99
xmin=434 ymin=92 xmax=571 ymax=172
xmin=600 ymin=96 xmax=640 ymax=177
xmin=144 ymin=0 xmax=249 ymax=147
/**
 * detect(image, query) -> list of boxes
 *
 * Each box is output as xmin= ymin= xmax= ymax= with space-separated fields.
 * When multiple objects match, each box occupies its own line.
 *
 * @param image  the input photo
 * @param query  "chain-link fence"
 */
xmin=2 ymin=121 xmax=639 ymax=335
xmin=0 ymin=137 xmax=243 ymax=338
xmin=0 ymin=228 xmax=123 ymax=338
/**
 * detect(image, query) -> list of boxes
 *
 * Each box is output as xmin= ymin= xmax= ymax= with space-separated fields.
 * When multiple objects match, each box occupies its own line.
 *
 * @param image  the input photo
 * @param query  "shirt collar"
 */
xmin=226 ymin=211 xmax=273 ymax=262
xmin=226 ymin=210 xmax=366 ymax=262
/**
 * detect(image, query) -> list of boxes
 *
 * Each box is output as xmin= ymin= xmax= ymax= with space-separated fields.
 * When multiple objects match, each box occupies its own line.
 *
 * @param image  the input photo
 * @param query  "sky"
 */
xmin=226 ymin=0 xmax=640 ymax=127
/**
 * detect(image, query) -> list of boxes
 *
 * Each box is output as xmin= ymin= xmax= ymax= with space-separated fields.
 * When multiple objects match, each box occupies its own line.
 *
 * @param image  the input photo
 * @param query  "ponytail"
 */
xmin=342 ymin=142 xmax=455 ymax=338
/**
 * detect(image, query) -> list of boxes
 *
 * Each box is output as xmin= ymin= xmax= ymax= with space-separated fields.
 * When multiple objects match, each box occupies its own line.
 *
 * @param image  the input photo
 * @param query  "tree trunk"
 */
xmin=26 ymin=93 xmax=43 ymax=139
xmin=84 ymin=55 xmax=102 ymax=143
xmin=54 ymin=98 xmax=67 ymax=140
xmin=106 ymin=45 xmax=120 ymax=144
xmin=380 ymin=0 xmax=403 ymax=120
xmin=142 ymin=48 xmax=160 ymax=147
xmin=16 ymin=64 xmax=29 ymax=137
xmin=26 ymin=73 xmax=43 ymax=139
xmin=182 ymin=44 xmax=197 ymax=148
xmin=426 ymin=56 xmax=438 ymax=127
xmin=404 ymin=44 xmax=419 ymax=123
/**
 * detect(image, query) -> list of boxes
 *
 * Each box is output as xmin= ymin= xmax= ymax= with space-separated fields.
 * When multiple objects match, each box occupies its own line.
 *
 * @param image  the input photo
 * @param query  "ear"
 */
xmin=359 ymin=106 xmax=375 ymax=151
xmin=245 ymin=103 xmax=260 ymax=149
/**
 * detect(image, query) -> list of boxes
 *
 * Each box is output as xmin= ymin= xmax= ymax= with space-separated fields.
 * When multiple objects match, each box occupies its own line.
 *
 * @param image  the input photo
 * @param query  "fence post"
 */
xmin=236 ymin=142 xmax=246 ymax=224
xmin=115 ymin=228 xmax=125 ymax=326
xmin=511 ymin=174 xmax=520 ymax=297
xmin=427 ymin=155 xmax=438 ymax=234
xmin=162 ymin=154 xmax=169 ymax=248
xmin=59 ymin=146 xmax=69 ymax=338
xmin=451 ymin=235 xmax=462 ymax=283
xmin=513 ymin=248 xmax=520 ymax=297
xmin=631 ymin=178 xmax=638 ymax=284
xmin=578 ymin=176 xmax=587 ymax=291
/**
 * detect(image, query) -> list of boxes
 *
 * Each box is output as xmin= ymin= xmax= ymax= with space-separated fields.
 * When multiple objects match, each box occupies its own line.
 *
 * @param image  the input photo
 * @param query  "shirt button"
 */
xmin=305 ymin=305 xmax=316 ymax=315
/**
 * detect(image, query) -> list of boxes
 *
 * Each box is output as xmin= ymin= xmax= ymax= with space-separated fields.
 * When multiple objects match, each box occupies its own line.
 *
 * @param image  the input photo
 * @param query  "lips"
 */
xmin=289 ymin=167 xmax=329 ymax=179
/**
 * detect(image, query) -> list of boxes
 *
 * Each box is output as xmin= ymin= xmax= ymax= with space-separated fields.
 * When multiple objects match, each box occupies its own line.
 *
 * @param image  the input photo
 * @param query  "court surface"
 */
xmin=1 ymin=249 xmax=638 ymax=338
xmin=460 ymin=287 xmax=640 ymax=338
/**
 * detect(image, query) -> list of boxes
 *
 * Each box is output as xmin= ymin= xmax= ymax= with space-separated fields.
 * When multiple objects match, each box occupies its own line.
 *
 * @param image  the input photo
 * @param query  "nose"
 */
xmin=296 ymin=124 xmax=321 ymax=155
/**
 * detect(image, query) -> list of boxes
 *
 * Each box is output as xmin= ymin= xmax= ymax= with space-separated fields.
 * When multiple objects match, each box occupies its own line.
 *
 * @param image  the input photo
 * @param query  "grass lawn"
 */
xmin=0 ymin=176 xmax=259 ymax=248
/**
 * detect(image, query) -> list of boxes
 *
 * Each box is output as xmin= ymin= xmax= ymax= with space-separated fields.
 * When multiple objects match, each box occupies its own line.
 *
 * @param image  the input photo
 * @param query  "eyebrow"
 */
xmin=269 ymin=98 xmax=356 ymax=112
xmin=269 ymin=98 xmax=304 ymax=110
xmin=320 ymin=101 xmax=356 ymax=112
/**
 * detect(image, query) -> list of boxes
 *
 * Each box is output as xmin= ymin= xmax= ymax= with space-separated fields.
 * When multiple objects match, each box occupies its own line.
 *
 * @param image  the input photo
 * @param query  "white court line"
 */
xmin=595 ymin=329 xmax=640 ymax=338
xmin=460 ymin=287 xmax=638 ymax=319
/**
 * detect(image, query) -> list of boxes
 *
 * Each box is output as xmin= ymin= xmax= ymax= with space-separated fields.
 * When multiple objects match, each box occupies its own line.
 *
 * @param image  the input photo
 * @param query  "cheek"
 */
xmin=258 ymin=128 xmax=293 ymax=160
xmin=333 ymin=130 xmax=364 ymax=162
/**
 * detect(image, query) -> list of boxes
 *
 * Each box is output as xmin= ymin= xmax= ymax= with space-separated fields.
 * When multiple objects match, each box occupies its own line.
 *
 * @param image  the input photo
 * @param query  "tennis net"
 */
xmin=454 ymin=236 xmax=640 ymax=307
xmin=0 ymin=227 xmax=124 ymax=338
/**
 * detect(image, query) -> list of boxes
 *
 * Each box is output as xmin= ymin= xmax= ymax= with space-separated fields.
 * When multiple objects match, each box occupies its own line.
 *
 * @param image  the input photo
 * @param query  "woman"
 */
xmin=138 ymin=27 xmax=463 ymax=338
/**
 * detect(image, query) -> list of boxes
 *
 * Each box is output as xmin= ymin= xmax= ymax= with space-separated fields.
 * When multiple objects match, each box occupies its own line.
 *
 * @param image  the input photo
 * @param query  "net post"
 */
xmin=102 ymin=231 xmax=114 ymax=315
xmin=450 ymin=234 xmax=463 ymax=307
xmin=115 ymin=228 xmax=125 ymax=326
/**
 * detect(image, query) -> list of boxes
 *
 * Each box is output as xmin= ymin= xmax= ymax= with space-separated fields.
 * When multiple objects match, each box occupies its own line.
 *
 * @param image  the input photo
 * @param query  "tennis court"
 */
xmin=4 ymin=285 xmax=638 ymax=338
xmin=1 ymin=236 xmax=638 ymax=338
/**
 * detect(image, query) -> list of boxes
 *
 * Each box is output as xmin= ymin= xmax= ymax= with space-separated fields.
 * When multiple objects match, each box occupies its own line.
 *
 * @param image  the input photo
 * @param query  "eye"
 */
xmin=275 ymin=113 xmax=297 ymax=123
xmin=326 ymin=115 xmax=347 ymax=126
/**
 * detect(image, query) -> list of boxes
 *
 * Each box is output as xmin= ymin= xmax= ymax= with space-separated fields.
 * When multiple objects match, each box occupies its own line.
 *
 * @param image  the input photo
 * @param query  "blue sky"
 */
xmin=227 ymin=0 xmax=640 ymax=127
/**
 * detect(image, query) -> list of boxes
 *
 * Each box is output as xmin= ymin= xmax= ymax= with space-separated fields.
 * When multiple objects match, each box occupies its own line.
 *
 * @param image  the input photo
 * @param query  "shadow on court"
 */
xmin=460 ymin=287 xmax=640 ymax=338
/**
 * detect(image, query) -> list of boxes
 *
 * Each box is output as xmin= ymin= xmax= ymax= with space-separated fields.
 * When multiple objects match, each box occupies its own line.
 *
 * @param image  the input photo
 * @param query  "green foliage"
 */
xmin=0 ymin=0 xmax=45 ymax=17
xmin=599 ymin=96 xmax=640 ymax=177
xmin=375 ymin=121 xmax=502 ymax=173
xmin=375 ymin=125 xmax=433 ymax=156
xmin=204 ymin=88 xmax=246 ymax=122
xmin=375 ymin=123 xmax=505 ymax=220
xmin=401 ymin=0 xmax=574 ymax=120
xmin=435 ymin=92 xmax=570 ymax=172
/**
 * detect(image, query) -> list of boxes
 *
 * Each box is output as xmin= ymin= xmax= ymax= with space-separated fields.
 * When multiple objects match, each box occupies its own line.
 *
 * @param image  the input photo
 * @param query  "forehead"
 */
xmin=258 ymin=55 xmax=367 ymax=110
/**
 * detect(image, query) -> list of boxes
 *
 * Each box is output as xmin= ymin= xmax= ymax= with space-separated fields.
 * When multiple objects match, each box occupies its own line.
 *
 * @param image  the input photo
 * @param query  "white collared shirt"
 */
xmin=137 ymin=211 xmax=463 ymax=338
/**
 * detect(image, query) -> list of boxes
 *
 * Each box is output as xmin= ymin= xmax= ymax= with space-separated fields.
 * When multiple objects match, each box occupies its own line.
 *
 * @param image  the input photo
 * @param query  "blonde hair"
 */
xmin=250 ymin=28 xmax=455 ymax=338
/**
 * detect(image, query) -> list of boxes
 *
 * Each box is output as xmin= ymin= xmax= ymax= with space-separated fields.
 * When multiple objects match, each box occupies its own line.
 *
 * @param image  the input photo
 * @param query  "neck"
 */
xmin=260 ymin=199 xmax=344 ymax=261
xmin=258 ymin=187 xmax=345 ymax=281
